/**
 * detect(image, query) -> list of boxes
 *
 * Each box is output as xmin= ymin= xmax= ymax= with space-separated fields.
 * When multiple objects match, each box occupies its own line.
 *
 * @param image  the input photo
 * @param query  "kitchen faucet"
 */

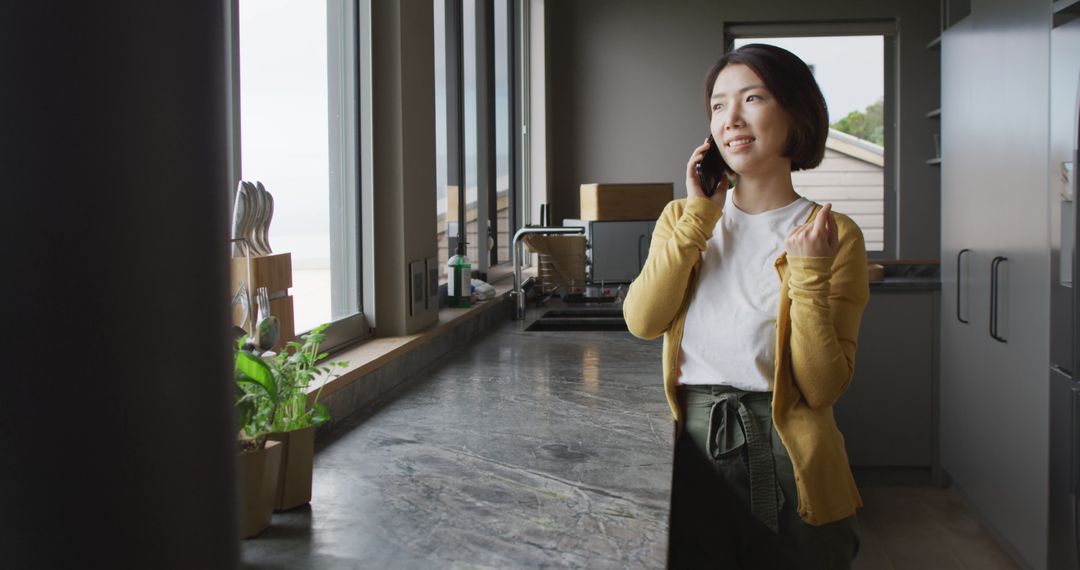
xmin=510 ymin=225 xmax=586 ymax=320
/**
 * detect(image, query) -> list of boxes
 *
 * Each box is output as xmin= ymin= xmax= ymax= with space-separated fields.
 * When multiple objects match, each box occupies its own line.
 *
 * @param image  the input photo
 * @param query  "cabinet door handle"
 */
xmin=957 ymin=248 xmax=970 ymax=324
xmin=990 ymin=256 xmax=1008 ymax=343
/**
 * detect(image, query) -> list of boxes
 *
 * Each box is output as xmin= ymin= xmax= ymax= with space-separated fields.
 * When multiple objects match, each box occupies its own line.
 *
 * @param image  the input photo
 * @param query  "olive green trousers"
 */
xmin=667 ymin=384 xmax=860 ymax=569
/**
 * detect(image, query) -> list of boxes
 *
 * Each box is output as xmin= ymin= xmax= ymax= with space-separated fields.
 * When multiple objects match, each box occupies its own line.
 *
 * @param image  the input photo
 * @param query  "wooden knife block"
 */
xmin=230 ymin=252 xmax=295 ymax=353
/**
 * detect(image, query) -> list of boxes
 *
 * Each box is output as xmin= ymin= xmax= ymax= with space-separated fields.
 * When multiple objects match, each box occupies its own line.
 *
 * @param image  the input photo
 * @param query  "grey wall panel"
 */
xmin=940 ymin=0 xmax=1052 ymax=567
xmin=544 ymin=0 xmax=941 ymax=259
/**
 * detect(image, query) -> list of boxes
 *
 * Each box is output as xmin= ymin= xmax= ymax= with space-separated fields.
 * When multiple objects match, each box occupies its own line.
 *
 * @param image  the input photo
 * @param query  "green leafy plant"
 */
xmin=266 ymin=323 xmax=348 ymax=432
xmin=233 ymin=323 xmax=348 ymax=449
xmin=234 ymin=337 xmax=276 ymax=451
xmin=831 ymin=97 xmax=885 ymax=146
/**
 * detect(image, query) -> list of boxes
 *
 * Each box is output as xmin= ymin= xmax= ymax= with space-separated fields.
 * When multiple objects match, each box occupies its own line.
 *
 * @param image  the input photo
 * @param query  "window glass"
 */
xmin=463 ymin=0 xmax=480 ymax=264
xmin=494 ymin=0 xmax=510 ymax=264
xmin=434 ymin=0 xmax=449 ymax=280
xmin=434 ymin=0 xmax=479 ymax=276
xmin=239 ymin=0 xmax=331 ymax=332
xmin=436 ymin=0 xmax=514 ymax=274
xmin=733 ymin=36 xmax=885 ymax=251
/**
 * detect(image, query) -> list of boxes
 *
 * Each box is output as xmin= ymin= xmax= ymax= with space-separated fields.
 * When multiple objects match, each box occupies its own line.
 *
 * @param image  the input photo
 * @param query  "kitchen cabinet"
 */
xmin=1045 ymin=11 xmax=1080 ymax=570
xmin=939 ymin=1 xmax=1053 ymax=567
xmin=1049 ymin=366 xmax=1079 ymax=569
xmin=834 ymin=288 xmax=939 ymax=480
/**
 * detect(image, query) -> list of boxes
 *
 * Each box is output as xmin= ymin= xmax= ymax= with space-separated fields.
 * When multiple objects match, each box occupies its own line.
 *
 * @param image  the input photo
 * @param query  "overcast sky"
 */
xmin=733 ymin=36 xmax=884 ymax=124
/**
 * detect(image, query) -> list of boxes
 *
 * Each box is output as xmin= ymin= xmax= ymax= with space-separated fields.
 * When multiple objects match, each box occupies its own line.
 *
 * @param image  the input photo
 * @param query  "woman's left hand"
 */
xmin=785 ymin=203 xmax=839 ymax=258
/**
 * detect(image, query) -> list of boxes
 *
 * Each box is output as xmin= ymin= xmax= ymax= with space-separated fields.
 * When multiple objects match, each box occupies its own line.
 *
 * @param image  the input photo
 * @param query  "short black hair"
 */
xmin=703 ymin=43 xmax=829 ymax=171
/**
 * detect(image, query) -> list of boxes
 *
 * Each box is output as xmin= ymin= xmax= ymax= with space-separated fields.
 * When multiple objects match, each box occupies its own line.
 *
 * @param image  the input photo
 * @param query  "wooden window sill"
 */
xmin=305 ymin=266 xmax=532 ymax=403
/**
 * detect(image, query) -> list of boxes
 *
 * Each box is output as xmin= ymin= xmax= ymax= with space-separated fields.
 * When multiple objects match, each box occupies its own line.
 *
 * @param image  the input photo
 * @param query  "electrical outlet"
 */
xmin=425 ymin=256 xmax=438 ymax=309
xmin=409 ymin=260 xmax=424 ymax=316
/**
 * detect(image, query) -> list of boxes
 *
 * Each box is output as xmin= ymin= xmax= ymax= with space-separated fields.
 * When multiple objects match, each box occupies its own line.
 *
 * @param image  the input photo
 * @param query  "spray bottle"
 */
xmin=447 ymin=241 xmax=472 ymax=308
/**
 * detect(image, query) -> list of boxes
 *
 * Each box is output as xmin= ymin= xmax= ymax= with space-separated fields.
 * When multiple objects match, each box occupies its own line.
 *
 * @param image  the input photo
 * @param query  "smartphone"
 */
xmin=695 ymin=135 xmax=729 ymax=197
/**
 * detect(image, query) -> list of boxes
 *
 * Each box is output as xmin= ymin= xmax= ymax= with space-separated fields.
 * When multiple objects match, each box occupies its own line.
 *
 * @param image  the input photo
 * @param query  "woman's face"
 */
xmin=709 ymin=64 xmax=792 ymax=176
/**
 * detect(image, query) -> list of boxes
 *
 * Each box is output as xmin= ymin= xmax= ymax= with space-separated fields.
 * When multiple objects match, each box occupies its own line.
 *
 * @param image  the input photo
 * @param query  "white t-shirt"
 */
xmin=677 ymin=190 xmax=814 ymax=391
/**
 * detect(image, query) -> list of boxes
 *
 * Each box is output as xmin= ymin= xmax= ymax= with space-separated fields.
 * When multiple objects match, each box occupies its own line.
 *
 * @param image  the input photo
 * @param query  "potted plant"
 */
xmin=264 ymin=323 xmax=348 ymax=511
xmin=234 ymin=339 xmax=283 ymax=538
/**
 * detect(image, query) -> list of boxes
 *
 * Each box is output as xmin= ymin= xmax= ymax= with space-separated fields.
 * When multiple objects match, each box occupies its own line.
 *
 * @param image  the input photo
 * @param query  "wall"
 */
xmin=367 ymin=0 xmax=440 ymax=336
xmin=543 ymin=0 xmax=941 ymax=259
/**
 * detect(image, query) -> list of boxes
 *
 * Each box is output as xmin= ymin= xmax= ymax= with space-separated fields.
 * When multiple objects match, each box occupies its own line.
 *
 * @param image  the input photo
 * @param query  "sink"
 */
xmin=523 ymin=306 xmax=628 ymax=332
xmin=538 ymin=308 xmax=623 ymax=319
xmin=559 ymin=293 xmax=616 ymax=304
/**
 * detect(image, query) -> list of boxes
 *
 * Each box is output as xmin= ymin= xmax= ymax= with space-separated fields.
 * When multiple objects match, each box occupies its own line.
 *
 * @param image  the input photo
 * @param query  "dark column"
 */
xmin=1 ymin=2 xmax=238 ymax=568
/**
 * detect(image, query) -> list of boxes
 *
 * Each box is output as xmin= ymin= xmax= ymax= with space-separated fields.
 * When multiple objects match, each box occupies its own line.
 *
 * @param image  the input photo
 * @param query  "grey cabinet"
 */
xmin=563 ymin=219 xmax=655 ymax=284
xmin=834 ymin=289 xmax=938 ymax=473
xmin=939 ymin=1 xmax=1054 ymax=567
xmin=1048 ymin=366 xmax=1080 ymax=570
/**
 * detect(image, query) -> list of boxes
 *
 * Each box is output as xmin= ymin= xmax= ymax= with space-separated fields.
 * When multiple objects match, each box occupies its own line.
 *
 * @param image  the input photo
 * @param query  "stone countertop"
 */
xmin=870 ymin=262 xmax=940 ymax=292
xmin=242 ymin=299 xmax=672 ymax=569
xmin=870 ymin=277 xmax=941 ymax=291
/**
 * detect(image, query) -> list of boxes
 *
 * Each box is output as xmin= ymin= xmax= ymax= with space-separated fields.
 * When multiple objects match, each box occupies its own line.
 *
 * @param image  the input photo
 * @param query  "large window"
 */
xmin=434 ymin=0 xmax=458 ymax=277
xmin=733 ymin=34 xmax=887 ymax=252
xmin=435 ymin=0 xmax=517 ymax=280
xmin=233 ymin=0 xmax=365 ymax=345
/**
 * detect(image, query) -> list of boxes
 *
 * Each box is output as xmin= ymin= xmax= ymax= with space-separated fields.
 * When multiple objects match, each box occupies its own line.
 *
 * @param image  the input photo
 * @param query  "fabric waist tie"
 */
xmin=690 ymin=389 xmax=780 ymax=535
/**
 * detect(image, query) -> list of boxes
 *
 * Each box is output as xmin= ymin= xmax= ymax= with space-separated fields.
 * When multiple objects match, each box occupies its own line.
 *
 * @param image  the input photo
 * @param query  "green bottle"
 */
xmin=447 ymin=242 xmax=472 ymax=308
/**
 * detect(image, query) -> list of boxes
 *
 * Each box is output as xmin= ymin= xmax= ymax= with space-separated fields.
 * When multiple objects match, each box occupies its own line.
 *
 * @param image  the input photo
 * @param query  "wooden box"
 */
xmin=238 ymin=439 xmax=281 ymax=538
xmin=579 ymin=183 xmax=673 ymax=221
xmin=230 ymin=252 xmax=295 ymax=352
xmin=268 ymin=425 xmax=315 ymax=511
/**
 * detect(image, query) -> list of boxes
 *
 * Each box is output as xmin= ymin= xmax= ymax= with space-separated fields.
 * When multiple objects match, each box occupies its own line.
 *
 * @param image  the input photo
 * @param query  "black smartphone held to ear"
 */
xmin=695 ymin=135 xmax=729 ymax=197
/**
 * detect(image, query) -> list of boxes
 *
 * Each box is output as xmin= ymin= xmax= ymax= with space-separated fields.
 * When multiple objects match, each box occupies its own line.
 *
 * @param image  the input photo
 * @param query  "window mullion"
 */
xmin=476 ymin=0 xmax=494 ymax=276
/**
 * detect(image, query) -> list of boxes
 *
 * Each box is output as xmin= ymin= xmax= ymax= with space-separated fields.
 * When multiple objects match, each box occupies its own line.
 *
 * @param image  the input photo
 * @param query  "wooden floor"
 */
xmin=853 ymin=487 xmax=1020 ymax=569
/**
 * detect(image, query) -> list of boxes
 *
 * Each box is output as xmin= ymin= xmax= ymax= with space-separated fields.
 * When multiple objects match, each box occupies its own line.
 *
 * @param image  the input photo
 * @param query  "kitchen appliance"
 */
xmin=562 ymin=218 xmax=655 ymax=285
xmin=1049 ymin=68 xmax=1080 ymax=570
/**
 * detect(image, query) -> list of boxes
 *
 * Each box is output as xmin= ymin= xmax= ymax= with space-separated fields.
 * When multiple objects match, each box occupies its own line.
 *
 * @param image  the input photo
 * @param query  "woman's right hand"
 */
xmin=685 ymin=138 xmax=728 ymax=207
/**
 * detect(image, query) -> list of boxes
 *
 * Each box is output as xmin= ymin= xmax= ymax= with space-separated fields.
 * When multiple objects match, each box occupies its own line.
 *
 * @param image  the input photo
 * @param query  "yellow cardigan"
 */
xmin=623 ymin=196 xmax=869 ymax=526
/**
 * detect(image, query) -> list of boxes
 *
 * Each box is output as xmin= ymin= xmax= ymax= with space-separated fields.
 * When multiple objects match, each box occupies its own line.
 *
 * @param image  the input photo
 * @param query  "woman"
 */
xmin=623 ymin=44 xmax=869 ymax=568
